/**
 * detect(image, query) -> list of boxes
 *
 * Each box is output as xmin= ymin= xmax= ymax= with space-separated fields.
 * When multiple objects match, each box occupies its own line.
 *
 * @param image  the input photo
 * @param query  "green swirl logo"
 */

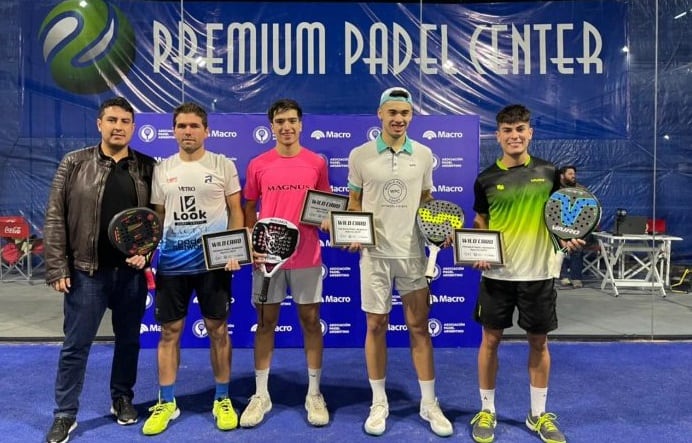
xmin=39 ymin=0 xmax=135 ymax=94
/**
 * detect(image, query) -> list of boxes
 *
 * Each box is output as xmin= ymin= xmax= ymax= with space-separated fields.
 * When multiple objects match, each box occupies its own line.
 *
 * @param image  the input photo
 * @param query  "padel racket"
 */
xmin=416 ymin=200 xmax=464 ymax=284
xmin=108 ymin=207 xmax=162 ymax=291
xmin=544 ymin=187 xmax=602 ymax=242
xmin=251 ymin=217 xmax=300 ymax=303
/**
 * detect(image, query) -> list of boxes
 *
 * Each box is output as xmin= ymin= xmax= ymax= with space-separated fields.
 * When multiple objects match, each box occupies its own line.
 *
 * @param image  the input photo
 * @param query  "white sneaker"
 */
xmin=364 ymin=401 xmax=389 ymax=436
xmin=420 ymin=398 xmax=453 ymax=437
xmin=239 ymin=394 xmax=272 ymax=428
xmin=305 ymin=393 xmax=329 ymax=426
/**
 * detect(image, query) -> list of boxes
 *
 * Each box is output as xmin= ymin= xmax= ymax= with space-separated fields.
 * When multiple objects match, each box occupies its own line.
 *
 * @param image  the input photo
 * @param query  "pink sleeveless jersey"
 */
xmin=244 ymin=147 xmax=331 ymax=269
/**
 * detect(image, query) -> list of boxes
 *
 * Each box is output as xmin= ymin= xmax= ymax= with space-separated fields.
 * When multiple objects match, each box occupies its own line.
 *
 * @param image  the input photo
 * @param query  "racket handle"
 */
xmin=425 ymin=245 xmax=440 ymax=283
xmin=144 ymin=267 xmax=156 ymax=291
xmin=259 ymin=277 xmax=270 ymax=303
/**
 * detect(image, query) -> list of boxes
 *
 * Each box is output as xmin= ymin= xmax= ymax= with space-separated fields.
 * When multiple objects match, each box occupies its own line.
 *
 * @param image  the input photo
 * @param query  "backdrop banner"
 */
xmin=131 ymin=113 xmax=481 ymax=348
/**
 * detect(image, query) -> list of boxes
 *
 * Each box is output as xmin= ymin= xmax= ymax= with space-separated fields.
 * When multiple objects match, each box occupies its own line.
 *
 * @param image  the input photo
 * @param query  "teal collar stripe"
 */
xmin=376 ymin=135 xmax=413 ymax=154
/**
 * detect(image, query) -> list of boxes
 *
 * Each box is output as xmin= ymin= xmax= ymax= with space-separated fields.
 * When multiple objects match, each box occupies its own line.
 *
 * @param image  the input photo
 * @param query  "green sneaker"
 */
xmin=525 ymin=412 xmax=566 ymax=443
xmin=213 ymin=397 xmax=238 ymax=431
xmin=470 ymin=409 xmax=496 ymax=443
xmin=142 ymin=399 xmax=180 ymax=435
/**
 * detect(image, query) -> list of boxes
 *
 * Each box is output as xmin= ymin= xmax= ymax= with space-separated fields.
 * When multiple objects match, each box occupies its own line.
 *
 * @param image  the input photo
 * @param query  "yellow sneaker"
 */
xmin=213 ymin=397 xmax=238 ymax=431
xmin=142 ymin=399 xmax=180 ymax=436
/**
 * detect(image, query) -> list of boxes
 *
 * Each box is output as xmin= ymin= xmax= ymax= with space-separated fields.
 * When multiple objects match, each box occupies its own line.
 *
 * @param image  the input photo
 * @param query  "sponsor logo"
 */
xmin=323 ymin=295 xmax=351 ymax=303
xmin=39 ymin=0 xmax=135 ymax=94
xmin=387 ymin=324 xmax=408 ymax=332
xmin=145 ymin=293 xmax=154 ymax=309
xmin=210 ymin=129 xmax=238 ymax=138
xmin=138 ymin=125 xmax=157 ymax=143
xmin=4 ymin=226 xmax=22 ymax=235
xmin=422 ymin=130 xmax=464 ymax=139
xmin=253 ymin=126 xmax=272 ymax=144
xmin=433 ymin=264 xmax=441 ymax=281
xmin=192 ymin=319 xmax=208 ymax=338
xmin=432 ymin=153 xmax=440 ymax=171
xmin=367 ymin=127 xmax=381 ymax=141
xmin=430 ymin=294 xmax=466 ymax=303
xmin=320 ymin=319 xmax=327 ymax=336
xmin=428 ymin=318 xmax=443 ymax=337
xmin=173 ymin=196 xmax=207 ymax=225
xmin=382 ymin=179 xmax=407 ymax=204
xmin=431 ymin=185 xmax=464 ymax=193
xmin=140 ymin=323 xmax=161 ymax=333
xmin=250 ymin=324 xmax=294 ymax=332
xmin=531 ymin=178 xmax=546 ymax=183
xmin=321 ymin=264 xmax=328 ymax=279
xmin=551 ymin=225 xmax=580 ymax=235
xmin=319 ymin=239 xmax=332 ymax=247
xmin=330 ymin=185 xmax=349 ymax=193
xmin=311 ymin=130 xmax=352 ymax=140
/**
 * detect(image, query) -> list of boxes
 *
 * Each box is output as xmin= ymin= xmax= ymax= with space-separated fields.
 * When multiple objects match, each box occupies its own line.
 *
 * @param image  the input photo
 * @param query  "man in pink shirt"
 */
xmin=240 ymin=99 xmax=332 ymax=428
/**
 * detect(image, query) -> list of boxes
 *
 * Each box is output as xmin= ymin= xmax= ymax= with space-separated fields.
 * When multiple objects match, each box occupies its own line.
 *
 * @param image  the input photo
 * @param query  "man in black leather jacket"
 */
xmin=43 ymin=97 xmax=156 ymax=443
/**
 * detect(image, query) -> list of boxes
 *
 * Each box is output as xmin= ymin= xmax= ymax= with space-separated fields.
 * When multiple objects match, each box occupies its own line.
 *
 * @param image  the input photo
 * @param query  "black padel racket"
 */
xmin=108 ymin=207 xmax=162 ymax=290
xmin=544 ymin=187 xmax=602 ymax=242
xmin=416 ymin=200 xmax=464 ymax=284
xmin=251 ymin=217 xmax=300 ymax=303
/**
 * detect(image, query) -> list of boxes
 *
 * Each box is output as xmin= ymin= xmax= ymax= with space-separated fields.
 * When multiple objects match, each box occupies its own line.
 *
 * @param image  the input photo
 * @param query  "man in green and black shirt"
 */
xmin=468 ymin=105 xmax=583 ymax=443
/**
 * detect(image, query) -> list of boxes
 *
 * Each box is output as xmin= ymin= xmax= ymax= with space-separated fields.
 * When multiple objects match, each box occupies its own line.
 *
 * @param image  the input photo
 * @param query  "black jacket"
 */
xmin=43 ymin=145 xmax=156 ymax=284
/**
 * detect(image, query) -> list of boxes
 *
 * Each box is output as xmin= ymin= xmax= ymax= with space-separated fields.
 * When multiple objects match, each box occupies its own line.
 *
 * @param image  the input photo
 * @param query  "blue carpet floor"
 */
xmin=1 ymin=341 xmax=691 ymax=442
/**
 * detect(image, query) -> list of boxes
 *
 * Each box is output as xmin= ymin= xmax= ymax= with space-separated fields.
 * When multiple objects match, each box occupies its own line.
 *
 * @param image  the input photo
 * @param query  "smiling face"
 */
xmin=174 ymin=112 xmax=208 ymax=157
xmin=378 ymin=100 xmax=413 ymax=143
xmin=496 ymin=121 xmax=533 ymax=164
xmin=97 ymin=105 xmax=134 ymax=155
xmin=270 ymin=108 xmax=302 ymax=150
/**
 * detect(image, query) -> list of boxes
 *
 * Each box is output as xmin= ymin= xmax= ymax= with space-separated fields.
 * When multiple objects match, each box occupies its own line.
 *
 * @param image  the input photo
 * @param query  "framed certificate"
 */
xmin=300 ymin=189 xmax=349 ymax=226
xmin=329 ymin=211 xmax=376 ymax=247
xmin=453 ymin=229 xmax=505 ymax=265
xmin=201 ymin=228 xmax=252 ymax=270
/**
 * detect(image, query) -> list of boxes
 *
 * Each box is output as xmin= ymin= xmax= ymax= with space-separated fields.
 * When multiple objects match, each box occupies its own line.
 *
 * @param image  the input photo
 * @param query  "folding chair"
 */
xmin=0 ymin=216 xmax=37 ymax=282
xmin=582 ymin=243 xmax=604 ymax=279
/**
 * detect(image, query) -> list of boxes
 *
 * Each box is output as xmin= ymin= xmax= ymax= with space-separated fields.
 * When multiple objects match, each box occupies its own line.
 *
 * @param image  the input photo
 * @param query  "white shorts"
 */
xmin=359 ymin=255 xmax=428 ymax=314
xmin=252 ymin=266 xmax=323 ymax=305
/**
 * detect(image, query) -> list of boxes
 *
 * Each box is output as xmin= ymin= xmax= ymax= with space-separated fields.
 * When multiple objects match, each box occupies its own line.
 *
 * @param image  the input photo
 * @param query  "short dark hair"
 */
xmin=268 ymin=99 xmax=302 ymax=122
xmin=496 ymin=104 xmax=531 ymax=127
xmin=173 ymin=102 xmax=208 ymax=128
xmin=559 ymin=165 xmax=577 ymax=175
xmin=98 ymin=97 xmax=134 ymax=120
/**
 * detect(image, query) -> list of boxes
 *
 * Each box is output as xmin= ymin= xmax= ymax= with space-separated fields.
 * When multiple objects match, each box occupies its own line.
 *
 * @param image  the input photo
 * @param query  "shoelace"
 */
xmin=471 ymin=411 xmax=495 ymax=428
xmin=148 ymin=402 xmax=170 ymax=415
xmin=217 ymin=399 xmax=232 ymax=413
xmin=307 ymin=395 xmax=325 ymax=409
xmin=369 ymin=403 xmax=387 ymax=419
xmin=534 ymin=413 xmax=559 ymax=432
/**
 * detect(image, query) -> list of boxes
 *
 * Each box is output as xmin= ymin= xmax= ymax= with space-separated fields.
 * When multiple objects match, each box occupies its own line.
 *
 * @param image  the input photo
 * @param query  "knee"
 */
xmin=367 ymin=314 xmax=389 ymax=335
xmin=527 ymin=335 xmax=548 ymax=352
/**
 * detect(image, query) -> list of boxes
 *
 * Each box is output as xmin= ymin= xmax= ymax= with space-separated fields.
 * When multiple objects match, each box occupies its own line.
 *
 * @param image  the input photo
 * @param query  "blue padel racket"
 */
xmin=416 ymin=200 xmax=464 ymax=284
xmin=544 ymin=187 xmax=602 ymax=241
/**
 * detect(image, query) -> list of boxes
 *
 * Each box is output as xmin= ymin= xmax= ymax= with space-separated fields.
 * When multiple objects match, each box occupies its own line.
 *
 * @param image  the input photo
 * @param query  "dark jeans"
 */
xmin=53 ymin=266 xmax=147 ymax=418
xmin=560 ymin=249 xmax=584 ymax=281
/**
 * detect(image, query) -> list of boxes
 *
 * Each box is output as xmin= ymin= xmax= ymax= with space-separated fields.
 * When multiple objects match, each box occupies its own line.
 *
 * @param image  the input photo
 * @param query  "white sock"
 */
xmin=480 ymin=388 xmax=496 ymax=413
xmin=418 ymin=379 xmax=436 ymax=405
xmin=307 ymin=367 xmax=321 ymax=396
xmin=530 ymin=385 xmax=548 ymax=417
xmin=255 ymin=368 xmax=270 ymax=397
xmin=369 ymin=378 xmax=387 ymax=404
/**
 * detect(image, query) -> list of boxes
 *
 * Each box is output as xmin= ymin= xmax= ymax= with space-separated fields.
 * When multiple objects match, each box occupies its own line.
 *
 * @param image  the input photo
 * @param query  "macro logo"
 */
xmin=422 ymin=130 xmax=437 ymax=140
xmin=39 ymin=0 xmax=135 ymax=94
xmin=311 ymin=130 xmax=326 ymax=140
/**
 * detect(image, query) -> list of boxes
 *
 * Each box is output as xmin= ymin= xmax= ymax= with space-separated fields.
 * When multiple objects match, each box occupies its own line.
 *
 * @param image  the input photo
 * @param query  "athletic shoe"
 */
xmin=110 ymin=396 xmax=138 ymax=425
xmin=420 ymin=398 xmax=453 ymax=437
xmin=470 ymin=409 xmax=497 ymax=443
xmin=239 ymin=394 xmax=272 ymax=428
xmin=45 ymin=416 xmax=77 ymax=443
xmin=305 ymin=393 xmax=329 ymax=426
xmin=363 ymin=401 xmax=389 ymax=436
xmin=212 ymin=397 xmax=238 ymax=431
xmin=559 ymin=278 xmax=571 ymax=286
xmin=525 ymin=412 xmax=566 ymax=443
xmin=572 ymin=280 xmax=583 ymax=289
xmin=142 ymin=399 xmax=180 ymax=435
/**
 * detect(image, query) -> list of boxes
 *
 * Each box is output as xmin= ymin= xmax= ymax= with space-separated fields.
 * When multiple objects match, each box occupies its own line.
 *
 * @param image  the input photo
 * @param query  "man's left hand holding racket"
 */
xmin=108 ymin=207 xmax=163 ymax=290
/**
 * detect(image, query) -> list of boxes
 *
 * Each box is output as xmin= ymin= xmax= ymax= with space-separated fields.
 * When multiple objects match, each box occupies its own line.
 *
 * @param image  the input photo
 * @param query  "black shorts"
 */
xmin=155 ymin=271 xmax=231 ymax=324
xmin=474 ymin=277 xmax=558 ymax=334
